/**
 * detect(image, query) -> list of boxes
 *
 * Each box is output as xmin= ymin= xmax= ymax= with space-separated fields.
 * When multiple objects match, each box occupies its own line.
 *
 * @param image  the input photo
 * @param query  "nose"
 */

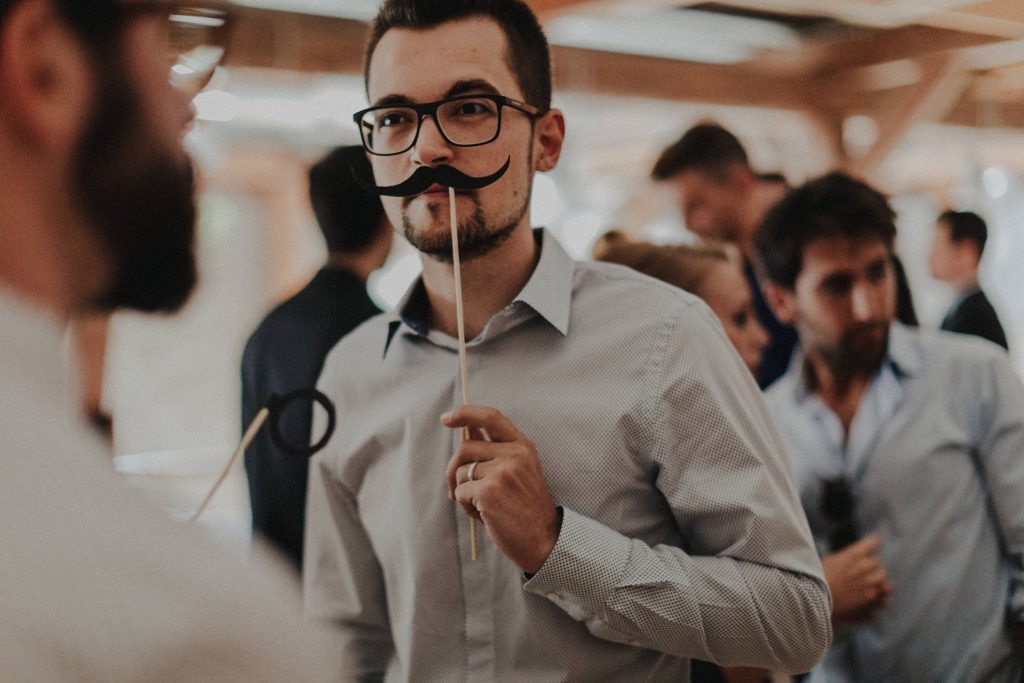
xmin=851 ymin=282 xmax=881 ymax=322
xmin=411 ymin=114 xmax=454 ymax=167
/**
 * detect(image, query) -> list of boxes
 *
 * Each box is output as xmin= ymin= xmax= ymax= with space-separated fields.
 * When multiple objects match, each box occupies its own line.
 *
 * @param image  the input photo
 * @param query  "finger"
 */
xmin=455 ymin=460 xmax=492 ymax=486
xmin=853 ymin=533 xmax=883 ymax=555
xmin=454 ymin=480 xmax=484 ymax=521
xmin=441 ymin=405 xmax=521 ymax=442
xmin=445 ymin=441 xmax=518 ymax=498
xmin=862 ymin=567 xmax=889 ymax=587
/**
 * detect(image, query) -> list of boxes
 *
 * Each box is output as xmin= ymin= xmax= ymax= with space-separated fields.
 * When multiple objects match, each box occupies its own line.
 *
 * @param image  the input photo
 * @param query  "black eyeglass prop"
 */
xmin=352 ymin=156 xmax=511 ymax=197
xmin=191 ymin=388 xmax=336 ymax=522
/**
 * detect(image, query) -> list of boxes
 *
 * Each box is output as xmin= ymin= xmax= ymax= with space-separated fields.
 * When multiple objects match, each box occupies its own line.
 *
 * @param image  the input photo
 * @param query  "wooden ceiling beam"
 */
xmin=843 ymin=54 xmax=971 ymax=179
xmin=803 ymin=25 xmax=1000 ymax=74
xmin=527 ymin=0 xmax=599 ymax=21
xmin=223 ymin=8 xmax=369 ymax=74
xmin=552 ymin=46 xmax=809 ymax=109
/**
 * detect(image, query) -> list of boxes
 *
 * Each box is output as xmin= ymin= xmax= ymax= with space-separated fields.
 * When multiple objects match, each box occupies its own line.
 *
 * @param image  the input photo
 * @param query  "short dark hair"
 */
xmin=754 ymin=172 xmax=897 ymax=290
xmin=651 ymin=123 xmax=750 ymax=182
xmin=938 ymin=210 xmax=987 ymax=257
xmin=308 ymin=146 xmax=386 ymax=253
xmin=364 ymin=0 xmax=552 ymax=111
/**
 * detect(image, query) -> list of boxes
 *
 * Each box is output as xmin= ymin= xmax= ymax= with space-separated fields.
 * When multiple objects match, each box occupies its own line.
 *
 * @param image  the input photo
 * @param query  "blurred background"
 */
xmin=99 ymin=0 xmax=1024 ymax=532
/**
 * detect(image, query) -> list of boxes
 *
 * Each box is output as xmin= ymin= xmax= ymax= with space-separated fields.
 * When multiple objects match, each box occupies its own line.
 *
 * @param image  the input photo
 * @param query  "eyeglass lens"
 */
xmin=165 ymin=6 xmax=230 ymax=96
xmin=361 ymin=97 xmax=502 ymax=155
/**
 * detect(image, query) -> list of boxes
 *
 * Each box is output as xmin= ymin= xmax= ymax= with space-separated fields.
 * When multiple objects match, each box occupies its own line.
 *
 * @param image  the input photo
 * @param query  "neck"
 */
xmin=422 ymin=224 xmax=539 ymax=339
xmin=736 ymin=181 xmax=787 ymax=259
xmin=803 ymin=350 xmax=875 ymax=434
xmin=951 ymin=272 xmax=980 ymax=296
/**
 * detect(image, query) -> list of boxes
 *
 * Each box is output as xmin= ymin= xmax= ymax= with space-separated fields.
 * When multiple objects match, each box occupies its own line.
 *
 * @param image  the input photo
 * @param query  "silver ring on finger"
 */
xmin=467 ymin=461 xmax=479 ymax=482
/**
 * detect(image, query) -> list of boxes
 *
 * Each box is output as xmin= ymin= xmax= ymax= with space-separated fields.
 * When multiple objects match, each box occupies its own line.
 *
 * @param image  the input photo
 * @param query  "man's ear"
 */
xmin=762 ymin=280 xmax=797 ymax=326
xmin=532 ymin=108 xmax=564 ymax=173
xmin=0 ymin=0 xmax=92 ymax=150
xmin=727 ymin=162 xmax=755 ymax=194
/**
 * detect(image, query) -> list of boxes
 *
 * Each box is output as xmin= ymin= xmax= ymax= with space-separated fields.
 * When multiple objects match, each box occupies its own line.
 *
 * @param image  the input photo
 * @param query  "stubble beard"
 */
xmin=813 ymin=323 xmax=890 ymax=388
xmin=401 ymin=188 xmax=530 ymax=264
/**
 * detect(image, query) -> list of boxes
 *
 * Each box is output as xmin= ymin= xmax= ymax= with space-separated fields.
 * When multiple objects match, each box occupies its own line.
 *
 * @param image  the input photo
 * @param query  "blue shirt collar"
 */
xmin=383 ymin=228 xmax=573 ymax=357
xmin=783 ymin=322 xmax=919 ymax=405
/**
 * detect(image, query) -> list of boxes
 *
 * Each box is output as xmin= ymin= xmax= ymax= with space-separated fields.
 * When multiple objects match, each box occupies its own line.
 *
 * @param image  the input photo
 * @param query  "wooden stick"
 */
xmin=449 ymin=186 xmax=478 ymax=561
xmin=191 ymin=406 xmax=269 ymax=522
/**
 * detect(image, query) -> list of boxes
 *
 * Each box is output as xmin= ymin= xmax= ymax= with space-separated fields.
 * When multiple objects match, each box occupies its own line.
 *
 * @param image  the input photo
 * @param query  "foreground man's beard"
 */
xmin=74 ymin=61 xmax=198 ymax=313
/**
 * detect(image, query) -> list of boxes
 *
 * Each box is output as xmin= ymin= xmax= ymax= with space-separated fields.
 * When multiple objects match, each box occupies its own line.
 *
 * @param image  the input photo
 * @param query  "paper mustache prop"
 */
xmin=352 ymin=157 xmax=511 ymax=197
xmin=191 ymin=388 xmax=336 ymax=522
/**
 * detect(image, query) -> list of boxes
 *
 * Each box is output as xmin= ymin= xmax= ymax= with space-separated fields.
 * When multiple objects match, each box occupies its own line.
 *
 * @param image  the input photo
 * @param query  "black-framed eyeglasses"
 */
xmin=119 ymin=2 xmax=233 ymax=97
xmin=354 ymin=94 xmax=544 ymax=157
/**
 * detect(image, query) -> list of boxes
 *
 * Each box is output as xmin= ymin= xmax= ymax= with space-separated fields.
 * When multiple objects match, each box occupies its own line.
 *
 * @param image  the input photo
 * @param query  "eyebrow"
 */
xmin=372 ymin=79 xmax=502 ymax=108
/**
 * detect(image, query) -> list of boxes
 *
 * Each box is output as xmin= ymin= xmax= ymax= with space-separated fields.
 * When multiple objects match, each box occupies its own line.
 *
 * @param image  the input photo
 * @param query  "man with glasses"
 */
xmin=304 ymin=1 xmax=831 ymax=680
xmin=0 ymin=0 xmax=334 ymax=677
xmin=756 ymin=173 xmax=1024 ymax=681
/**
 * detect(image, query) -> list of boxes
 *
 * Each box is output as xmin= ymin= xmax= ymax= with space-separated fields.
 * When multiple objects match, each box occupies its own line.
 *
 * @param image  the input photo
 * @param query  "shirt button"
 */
xmin=629 ymin=640 xmax=641 ymax=647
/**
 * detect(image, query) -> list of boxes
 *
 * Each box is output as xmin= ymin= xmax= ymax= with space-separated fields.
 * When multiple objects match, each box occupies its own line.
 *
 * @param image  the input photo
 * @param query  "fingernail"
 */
xmin=441 ymin=411 xmax=452 ymax=423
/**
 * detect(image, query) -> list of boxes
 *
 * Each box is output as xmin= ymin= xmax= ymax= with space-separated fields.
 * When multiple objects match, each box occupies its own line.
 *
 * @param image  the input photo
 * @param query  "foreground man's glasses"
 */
xmin=121 ymin=1 xmax=233 ymax=96
xmin=354 ymin=94 xmax=542 ymax=156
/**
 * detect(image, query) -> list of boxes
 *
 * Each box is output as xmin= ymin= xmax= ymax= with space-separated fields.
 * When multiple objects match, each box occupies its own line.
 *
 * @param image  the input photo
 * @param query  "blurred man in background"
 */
xmin=756 ymin=172 xmax=1024 ymax=682
xmin=0 ymin=0 xmax=334 ymax=677
xmin=929 ymin=209 xmax=1008 ymax=349
xmin=652 ymin=122 xmax=797 ymax=387
xmin=243 ymin=144 xmax=392 ymax=569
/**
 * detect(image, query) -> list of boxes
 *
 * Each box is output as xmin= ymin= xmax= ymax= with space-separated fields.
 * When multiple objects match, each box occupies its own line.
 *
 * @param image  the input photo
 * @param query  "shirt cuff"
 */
xmin=523 ymin=506 xmax=633 ymax=621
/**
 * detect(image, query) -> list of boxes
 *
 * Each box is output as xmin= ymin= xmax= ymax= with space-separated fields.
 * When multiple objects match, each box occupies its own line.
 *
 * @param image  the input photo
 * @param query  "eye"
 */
xmin=731 ymin=310 xmax=749 ymax=327
xmin=451 ymin=99 xmax=497 ymax=118
xmin=821 ymin=274 xmax=853 ymax=297
xmin=377 ymin=109 xmax=415 ymax=129
xmin=866 ymin=259 xmax=889 ymax=283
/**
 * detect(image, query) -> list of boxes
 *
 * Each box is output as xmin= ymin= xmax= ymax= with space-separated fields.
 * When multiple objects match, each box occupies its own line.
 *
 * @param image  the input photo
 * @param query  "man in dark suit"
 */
xmin=929 ymin=210 xmax=1008 ymax=350
xmin=242 ymin=145 xmax=392 ymax=568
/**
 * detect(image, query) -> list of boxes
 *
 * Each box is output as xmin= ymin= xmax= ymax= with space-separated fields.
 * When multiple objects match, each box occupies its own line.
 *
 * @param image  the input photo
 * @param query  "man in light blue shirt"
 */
xmin=754 ymin=172 xmax=1024 ymax=682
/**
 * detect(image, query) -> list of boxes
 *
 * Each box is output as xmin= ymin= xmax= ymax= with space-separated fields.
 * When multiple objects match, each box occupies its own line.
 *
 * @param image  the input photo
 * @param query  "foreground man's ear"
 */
xmin=533 ymin=108 xmax=565 ymax=173
xmin=0 ymin=0 xmax=93 ymax=152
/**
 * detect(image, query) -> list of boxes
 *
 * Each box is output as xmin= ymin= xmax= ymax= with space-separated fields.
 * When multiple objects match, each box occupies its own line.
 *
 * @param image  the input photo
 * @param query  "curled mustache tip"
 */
xmin=351 ymin=157 xmax=511 ymax=197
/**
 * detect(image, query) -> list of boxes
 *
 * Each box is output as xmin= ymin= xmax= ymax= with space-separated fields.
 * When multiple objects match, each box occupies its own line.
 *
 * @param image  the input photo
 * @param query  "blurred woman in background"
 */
xmin=595 ymin=232 xmax=769 ymax=376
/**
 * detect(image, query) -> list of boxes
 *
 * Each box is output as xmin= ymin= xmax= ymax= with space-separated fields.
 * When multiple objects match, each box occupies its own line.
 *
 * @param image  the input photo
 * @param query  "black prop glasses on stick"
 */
xmin=191 ymin=388 xmax=336 ymax=521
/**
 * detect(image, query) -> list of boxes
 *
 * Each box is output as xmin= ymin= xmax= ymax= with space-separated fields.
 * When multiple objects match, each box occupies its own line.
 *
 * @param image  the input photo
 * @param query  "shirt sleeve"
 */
xmin=304 ymin=368 xmax=394 ymax=681
xmin=972 ymin=348 xmax=1024 ymax=622
xmin=525 ymin=303 xmax=832 ymax=673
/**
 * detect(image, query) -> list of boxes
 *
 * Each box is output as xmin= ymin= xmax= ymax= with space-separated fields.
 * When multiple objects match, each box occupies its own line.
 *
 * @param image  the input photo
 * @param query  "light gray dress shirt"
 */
xmin=0 ymin=288 xmax=338 ymax=681
xmin=766 ymin=323 xmax=1024 ymax=682
xmin=306 ymin=229 xmax=831 ymax=682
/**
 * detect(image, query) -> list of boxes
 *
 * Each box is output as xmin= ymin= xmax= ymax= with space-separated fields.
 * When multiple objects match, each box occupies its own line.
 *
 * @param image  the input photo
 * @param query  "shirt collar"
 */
xmin=383 ymin=228 xmax=573 ymax=357
xmin=783 ymin=321 xmax=919 ymax=405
